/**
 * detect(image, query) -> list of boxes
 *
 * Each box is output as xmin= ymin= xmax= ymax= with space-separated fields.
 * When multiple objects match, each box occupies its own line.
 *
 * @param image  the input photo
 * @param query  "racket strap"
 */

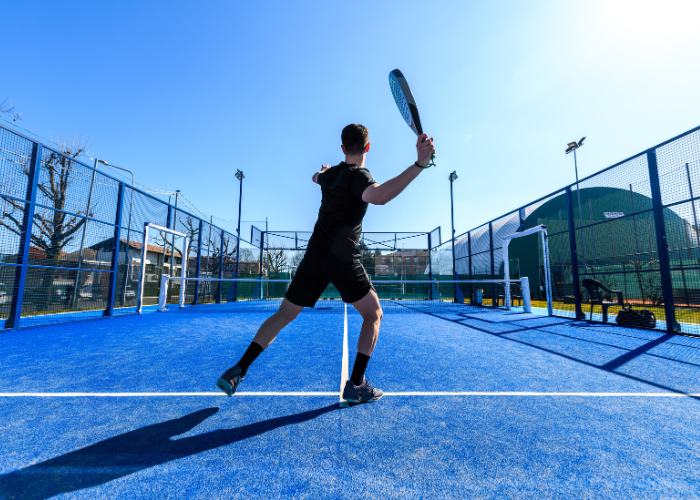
xmin=413 ymin=161 xmax=432 ymax=169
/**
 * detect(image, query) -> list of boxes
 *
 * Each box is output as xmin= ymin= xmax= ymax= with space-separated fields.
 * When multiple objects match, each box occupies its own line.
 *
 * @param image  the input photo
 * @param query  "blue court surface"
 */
xmin=2 ymin=307 xmax=700 ymax=499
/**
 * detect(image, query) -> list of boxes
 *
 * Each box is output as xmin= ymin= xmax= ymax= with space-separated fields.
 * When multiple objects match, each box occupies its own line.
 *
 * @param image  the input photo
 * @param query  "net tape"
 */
xmin=156 ymin=277 xmax=536 ymax=315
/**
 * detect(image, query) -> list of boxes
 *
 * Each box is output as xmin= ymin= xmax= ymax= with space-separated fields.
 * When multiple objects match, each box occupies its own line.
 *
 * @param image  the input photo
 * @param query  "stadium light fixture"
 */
xmin=565 ymin=137 xmax=586 ymax=183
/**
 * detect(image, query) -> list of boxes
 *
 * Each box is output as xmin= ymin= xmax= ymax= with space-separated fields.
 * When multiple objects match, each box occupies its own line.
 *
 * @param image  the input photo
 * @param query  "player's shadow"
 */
xmin=0 ymin=402 xmax=341 ymax=500
xmin=430 ymin=310 xmax=700 ymax=398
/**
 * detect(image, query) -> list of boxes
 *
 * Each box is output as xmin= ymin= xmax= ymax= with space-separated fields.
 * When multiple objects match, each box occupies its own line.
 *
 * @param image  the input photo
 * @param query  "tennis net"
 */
xmin=154 ymin=277 xmax=540 ymax=315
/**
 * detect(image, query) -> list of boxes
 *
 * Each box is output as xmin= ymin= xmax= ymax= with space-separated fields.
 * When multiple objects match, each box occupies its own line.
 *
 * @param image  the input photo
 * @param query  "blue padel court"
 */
xmin=2 ymin=305 xmax=700 ymax=499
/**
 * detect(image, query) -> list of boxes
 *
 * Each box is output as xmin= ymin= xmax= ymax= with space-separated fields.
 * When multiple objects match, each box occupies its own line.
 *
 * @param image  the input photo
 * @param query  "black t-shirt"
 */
xmin=308 ymin=162 xmax=376 ymax=261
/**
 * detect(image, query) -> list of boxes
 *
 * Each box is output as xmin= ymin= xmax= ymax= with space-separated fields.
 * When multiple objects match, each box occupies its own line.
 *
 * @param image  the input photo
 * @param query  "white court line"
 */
xmin=339 ymin=303 xmax=350 ymax=407
xmin=383 ymin=392 xmax=700 ymax=397
xmin=1 ymin=392 xmax=699 ymax=397
xmin=0 ymin=392 xmax=337 ymax=397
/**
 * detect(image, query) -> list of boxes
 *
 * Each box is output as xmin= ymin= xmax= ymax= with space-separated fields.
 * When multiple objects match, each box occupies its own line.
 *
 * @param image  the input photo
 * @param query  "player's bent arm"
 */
xmin=361 ymin=164 xmax=423 ymax=206
xmin=362 ymin=133 xmax=435 ymax=205
xmin=313 ymin=164 xmax=331 ymax=184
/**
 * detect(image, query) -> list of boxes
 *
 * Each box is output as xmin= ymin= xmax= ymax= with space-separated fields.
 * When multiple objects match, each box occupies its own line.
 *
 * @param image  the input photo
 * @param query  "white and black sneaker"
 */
xmin=216 ymin=365 xmax=244 ymax=397
xmin=342 ymin=377 xmax=383 ymax=404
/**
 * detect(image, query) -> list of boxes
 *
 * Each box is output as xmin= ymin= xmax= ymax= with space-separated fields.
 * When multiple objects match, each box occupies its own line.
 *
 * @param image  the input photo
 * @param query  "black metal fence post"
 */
xmin=7 ymin=143 xmax=42 ymax=329
xmin=105 ymin=182 xmax=124 ymax=317
xmin=647 ymin=149 xmax=680 ymax=333
xmin=566 ymin=187 xmax=585 ymax=319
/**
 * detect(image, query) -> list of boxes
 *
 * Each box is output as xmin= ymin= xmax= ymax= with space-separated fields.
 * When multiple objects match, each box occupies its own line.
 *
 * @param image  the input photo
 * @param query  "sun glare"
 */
xmin=598 ymin=0 xmax=700 ymax=49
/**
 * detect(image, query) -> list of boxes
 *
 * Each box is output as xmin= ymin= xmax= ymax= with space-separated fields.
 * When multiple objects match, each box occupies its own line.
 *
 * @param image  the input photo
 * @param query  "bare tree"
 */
xmin=221 ymin=235 xmax=238 ymax=276
xmin=178 ymin=215 xmax=200 ymax=274
xmin=200 ymin=224 xmax=222 ymax=277
xmin=238 ymin=247 xmax=258 ymax=277
xmin=0 ymin=99 xmax=21 ymax=121
xmin=265 ymin=249 xmax=288 ymax=277
xmin=148 ymin=229 xmax=179 ymax=276
xmin=290 ymin=250 xmax=305 ymax=269
xmin=239 ymin=248 xmax=256 ymax=262
xmin=0 ymin=137 xmax=92 ymax=309
xmin=155 ymin=213 xmax=203 ymax=276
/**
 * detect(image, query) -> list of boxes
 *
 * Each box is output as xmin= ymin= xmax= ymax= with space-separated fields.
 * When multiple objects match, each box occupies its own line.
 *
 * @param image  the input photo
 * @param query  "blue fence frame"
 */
xmin=0 ymin=123 xmax=260 ymax=330
xmin=3 ymin=121 xmax=700 ymax=336
xmin=432 ymin=124 xmax=700 ymax=336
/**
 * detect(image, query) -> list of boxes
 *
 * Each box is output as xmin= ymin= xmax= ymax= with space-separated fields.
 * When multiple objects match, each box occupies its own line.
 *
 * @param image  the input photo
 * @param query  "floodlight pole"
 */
xmin=97 ymin=160 xmax=136 ymax=306
xmin=233 ymin=170 xmax=244 ymax=299
xmin=566 ymin=139 xmax=586 ymax=266
xmin=449 ymin=171 xmax=458 ymax=301
xmin=573 ymin=148 xmax=583 ymax=224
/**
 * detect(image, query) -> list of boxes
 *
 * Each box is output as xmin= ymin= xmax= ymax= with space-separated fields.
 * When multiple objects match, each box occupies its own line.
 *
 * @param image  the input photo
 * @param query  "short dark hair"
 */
xmin=341 ymin=124 xmax=369 ymax=155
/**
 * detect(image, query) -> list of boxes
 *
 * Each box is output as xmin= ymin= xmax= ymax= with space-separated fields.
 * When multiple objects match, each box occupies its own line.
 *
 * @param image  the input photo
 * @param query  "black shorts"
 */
xmin=285 ymin=252 xmax=374 ymax=307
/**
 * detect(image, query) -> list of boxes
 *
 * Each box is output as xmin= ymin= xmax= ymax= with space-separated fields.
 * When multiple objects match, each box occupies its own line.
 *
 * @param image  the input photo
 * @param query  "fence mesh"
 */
xmin=3 ymin=122 xmax=700 ymax=335
xmin=0 ymin=124 xmax=260 ymax=328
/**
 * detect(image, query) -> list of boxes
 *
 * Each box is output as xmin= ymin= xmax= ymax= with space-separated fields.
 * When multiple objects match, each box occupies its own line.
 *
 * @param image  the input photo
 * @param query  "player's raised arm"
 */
xmin=361 ymin=133 xmax=435 ymax=206
xmin=312 ymin=164 xmax=331 ymax=184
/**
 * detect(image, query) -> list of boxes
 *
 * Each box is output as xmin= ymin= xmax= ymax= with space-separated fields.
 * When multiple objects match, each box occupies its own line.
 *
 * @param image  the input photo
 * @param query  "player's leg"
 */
xmin=350 ymin=288 xmax=383 ymax=381
xmin=216 ymin=299 xmax=303 ymax=396
xmin=328 ymin=257 xmax=384 ymax=403
xmin=216 ymin=252 xmax=328 ymax=397
xmin=251 ymin=298 xmax=304 ymax=349
xmin=342 ymin=289 xmax=383 ymax=403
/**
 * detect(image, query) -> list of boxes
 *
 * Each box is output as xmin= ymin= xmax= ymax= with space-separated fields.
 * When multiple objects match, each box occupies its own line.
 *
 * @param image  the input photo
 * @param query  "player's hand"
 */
xmin=313 ymin=164 xmax=331 ymax=184
xmin=416 ymin=134 xmax=435 ymax=168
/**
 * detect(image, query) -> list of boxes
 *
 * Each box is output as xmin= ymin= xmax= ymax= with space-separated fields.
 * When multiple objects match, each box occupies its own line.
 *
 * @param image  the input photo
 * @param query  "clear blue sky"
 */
xmin=3 ymin=0 xmax=700 ymax=243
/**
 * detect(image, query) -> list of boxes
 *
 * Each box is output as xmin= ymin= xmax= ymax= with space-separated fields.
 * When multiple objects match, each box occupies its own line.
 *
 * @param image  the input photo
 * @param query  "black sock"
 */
xmin=350 ymin=353 xmax=371 ymax=386
xmin=236 ymin=342 xmax=264 ymax=377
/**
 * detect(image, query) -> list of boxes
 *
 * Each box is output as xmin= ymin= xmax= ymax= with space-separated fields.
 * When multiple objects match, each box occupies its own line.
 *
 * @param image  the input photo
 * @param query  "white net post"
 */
xmin=542 ymin=229 xmax=554 ymax=316
xmin=179 ymin=237 xmax=189 ymax=308
xmin=158 ymin=275 xmax=170 ymax=312
xmin=541 ymin=231 xmax=553 ymax=316
xmin=521 ymin=277 xmax=532 ymax=312
xmin=137 ymin=223 xmax=150 ymax=314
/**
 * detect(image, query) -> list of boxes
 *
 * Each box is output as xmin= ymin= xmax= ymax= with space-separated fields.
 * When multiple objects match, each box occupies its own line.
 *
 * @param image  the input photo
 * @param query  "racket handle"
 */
xmin=420 ymin=136 xmax=436 ymax=167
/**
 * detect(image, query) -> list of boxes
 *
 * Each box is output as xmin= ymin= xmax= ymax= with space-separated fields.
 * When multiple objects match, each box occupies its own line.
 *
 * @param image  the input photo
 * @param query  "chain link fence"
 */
xmin=3 ymin=121 xmax=700 ymax=335
xmin=0 ymin=124 xmax=260 ymax=328
xmin=431 ymin=125 xmax=700 ymax=336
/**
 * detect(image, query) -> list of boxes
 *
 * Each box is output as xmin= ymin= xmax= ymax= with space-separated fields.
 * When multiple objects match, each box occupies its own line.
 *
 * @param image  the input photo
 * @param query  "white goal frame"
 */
xmin=137 ymin=223 xmax=189 ymax=314
xmin=503 ymin=224 xmax=553 ymax=316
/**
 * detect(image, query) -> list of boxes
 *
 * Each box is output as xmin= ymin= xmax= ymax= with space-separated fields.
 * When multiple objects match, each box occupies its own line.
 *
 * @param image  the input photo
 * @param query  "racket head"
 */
xmin=389 ymin=69 xmax=423 ymax=136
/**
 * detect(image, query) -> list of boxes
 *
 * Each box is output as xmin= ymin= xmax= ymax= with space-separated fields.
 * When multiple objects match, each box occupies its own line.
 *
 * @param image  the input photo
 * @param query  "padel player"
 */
xmin=217 ymin=124 xmax=435 ymax=403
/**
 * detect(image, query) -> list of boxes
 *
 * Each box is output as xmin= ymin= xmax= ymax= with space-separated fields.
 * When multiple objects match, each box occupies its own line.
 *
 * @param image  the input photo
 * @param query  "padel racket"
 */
xmin=389 ymin=69 xmax=435 ymax=167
